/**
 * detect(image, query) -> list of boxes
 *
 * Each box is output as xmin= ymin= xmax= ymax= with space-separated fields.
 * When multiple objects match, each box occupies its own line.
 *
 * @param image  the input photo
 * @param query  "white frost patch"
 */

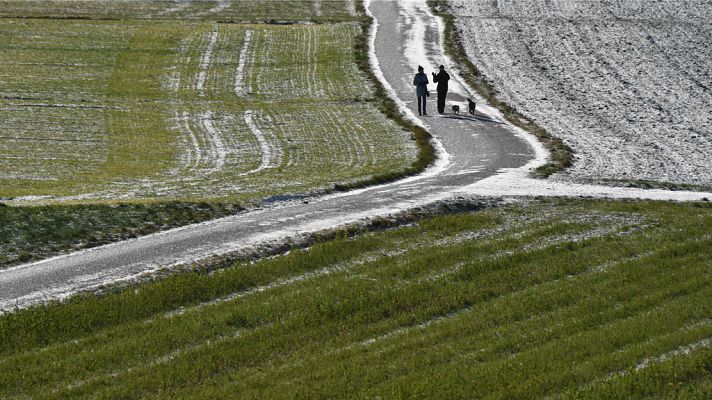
xmin=346 ymin=0 xmax=357 ymax=16
xmin=242 ymin=110 xmax=282 ymax=175
xmin=200 ymin=111 xmax=226 ymax=174
xmin=197 ymin=29 xmax=218 ymax=95
xmin=399 ymin=0 xmax=712 ymax=202
xmin=207 ymin=0 xmax=230 ymax=14
xmin=157 ymin=0 xmax=190 ymax=16
xmin=635 ymin=337 xmax=712 ymax=371
xmin=234 ymin=30 xmax=253 ymax=97
xmin=314 ymin=0 xmax=322 ymax=17
xmin=455 ymin=165 xmax=712 ymax=201
xmin=193 ymin=0 xmax=230 ymax=16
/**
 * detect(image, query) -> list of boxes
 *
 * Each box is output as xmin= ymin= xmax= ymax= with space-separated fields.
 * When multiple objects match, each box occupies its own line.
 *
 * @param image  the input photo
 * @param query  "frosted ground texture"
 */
xmin=0 ymin=19 xmax=416 ymax=202
xmin=449 ymin=0 xmax=712 ymax=188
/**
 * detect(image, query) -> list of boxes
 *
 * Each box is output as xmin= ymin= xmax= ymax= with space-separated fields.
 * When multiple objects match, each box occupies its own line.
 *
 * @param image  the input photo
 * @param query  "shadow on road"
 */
xmin=441 ymin=113 xmax=503 ymax=124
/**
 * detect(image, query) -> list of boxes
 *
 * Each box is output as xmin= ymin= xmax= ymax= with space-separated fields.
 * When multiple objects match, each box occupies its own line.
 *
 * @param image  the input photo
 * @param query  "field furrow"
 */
xmin=2 ymin=200 xmax=710 ymax=398
xmin=196 ymin=29 xmax=218 ymax=95
xmin=0 ymin=18 xmax=416 ymax=202
xmin=233 ymin=30 xmax=253 ymax=97
xmin=450 ymin=0 xmax=712 ymax=188
xmin=243 ymin=110 xmax=283 ymax=174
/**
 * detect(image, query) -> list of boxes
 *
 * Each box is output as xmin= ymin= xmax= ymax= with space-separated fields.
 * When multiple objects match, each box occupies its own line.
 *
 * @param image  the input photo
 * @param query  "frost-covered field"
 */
xmin=449 ymin=0 xmax=712 ymax=188
xmin=0 ymin=11 xmax=417 ymax=202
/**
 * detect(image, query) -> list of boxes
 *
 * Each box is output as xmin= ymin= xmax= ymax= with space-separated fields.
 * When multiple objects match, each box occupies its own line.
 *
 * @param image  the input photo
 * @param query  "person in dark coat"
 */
xmin=432 ymin=65 xmax=450 ymax=114
xmin=413 ymin=65 xmax=429 ymax=116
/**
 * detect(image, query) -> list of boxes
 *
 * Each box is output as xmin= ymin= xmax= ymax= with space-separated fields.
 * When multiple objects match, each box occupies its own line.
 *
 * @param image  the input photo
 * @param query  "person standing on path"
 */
xmin=432 ymin=65 xmax=450 ymax=114
xmin=413 ymin=65 xmax=429 ymax=116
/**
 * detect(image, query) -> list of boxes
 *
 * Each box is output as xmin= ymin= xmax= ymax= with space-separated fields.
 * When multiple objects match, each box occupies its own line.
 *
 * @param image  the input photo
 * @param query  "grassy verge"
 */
xmin=596 ymin=178 xmax=712 ymax=194
xmin=427 ymin=0 xmax=573 ymax=177
xmin=1 ymin=198 xmax=711 ymax=398
xmin=0 ymin=202 xmax=243 ymax=269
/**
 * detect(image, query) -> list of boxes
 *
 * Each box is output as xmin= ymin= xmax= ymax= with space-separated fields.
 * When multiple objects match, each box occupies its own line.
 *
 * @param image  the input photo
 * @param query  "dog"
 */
xmin=467 ymin=98 xmax=476 ymax=115
xmin=451 ymin=104 xmax=460 ymax=114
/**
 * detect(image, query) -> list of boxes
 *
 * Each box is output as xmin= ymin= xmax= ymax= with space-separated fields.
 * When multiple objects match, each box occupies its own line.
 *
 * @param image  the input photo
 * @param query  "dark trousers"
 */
xmin=417 ymin=96 xmax=427 ymax=115
xmin=437 ymin=90 xmax=447 ymax=114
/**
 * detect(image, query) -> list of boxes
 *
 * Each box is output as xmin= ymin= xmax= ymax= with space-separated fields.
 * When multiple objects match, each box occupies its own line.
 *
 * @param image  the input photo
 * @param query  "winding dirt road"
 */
xmin=1 ymin=0 xmax=709 ymax=312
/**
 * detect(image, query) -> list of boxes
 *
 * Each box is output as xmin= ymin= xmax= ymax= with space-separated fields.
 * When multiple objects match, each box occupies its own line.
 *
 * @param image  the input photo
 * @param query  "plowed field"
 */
xmin=449 ymin=0 xmax=712 ymax=189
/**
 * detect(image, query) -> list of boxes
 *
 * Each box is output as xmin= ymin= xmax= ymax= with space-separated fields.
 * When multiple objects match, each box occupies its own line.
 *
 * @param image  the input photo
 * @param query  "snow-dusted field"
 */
xmin=449 ymin=0 xmax=712 ymax=188
xmin=0 ymin=19 xmax=416 ymax=202
xmin=0 ymin=0 xmax=359 ymax=21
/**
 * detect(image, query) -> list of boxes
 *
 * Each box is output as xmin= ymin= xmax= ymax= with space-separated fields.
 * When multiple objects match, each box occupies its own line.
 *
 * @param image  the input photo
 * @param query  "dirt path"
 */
xmin=0 ymin=0 xmax=709 ymax=312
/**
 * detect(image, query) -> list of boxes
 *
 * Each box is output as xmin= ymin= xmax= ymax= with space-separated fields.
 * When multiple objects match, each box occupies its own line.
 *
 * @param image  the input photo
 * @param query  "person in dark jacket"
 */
xmin=413 ymin=65 xmax=429 ymax=116
xmin=432 ymin=65 xmax=450 ymax=114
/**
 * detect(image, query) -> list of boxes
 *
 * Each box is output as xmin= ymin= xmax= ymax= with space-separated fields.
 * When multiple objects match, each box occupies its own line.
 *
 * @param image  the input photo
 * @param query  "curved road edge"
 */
xmin=0 ymin=0 xmax=710 ymax=313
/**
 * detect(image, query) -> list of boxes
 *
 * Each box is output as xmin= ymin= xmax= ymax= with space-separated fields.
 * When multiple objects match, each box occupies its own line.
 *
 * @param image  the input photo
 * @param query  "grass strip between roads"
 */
xmin=428 ymin=0 xmax=573 ymax=178
xmin=0 ymin=202 xmax=243 ymax=268
xmin=1 ymin=199 xmax=711 ymax=398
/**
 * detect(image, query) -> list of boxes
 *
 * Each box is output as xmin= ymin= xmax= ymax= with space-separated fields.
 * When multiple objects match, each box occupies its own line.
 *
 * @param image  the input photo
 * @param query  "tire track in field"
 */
xmin=234 ymin=29 xmax=253 ymax=97
xmin=169 ymin=112 xmax=226 ymax=178
xmin=197 ymin=28 xmax=218 ymax=96
xmin=171 ymin=26 xmax=230 ymax=177
xmin=173 ymin=111 xmax=202 ymax=174
xmin=153 ymin=211 xmax=636 ymax=323
xmin=199 ymin=111 xmax=227 ymax=174
xmin=242 ymin=110 xmax=283 ymax=176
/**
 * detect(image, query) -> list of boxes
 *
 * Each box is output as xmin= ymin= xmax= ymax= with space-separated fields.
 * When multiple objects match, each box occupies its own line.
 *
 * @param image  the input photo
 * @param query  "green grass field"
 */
xmin=0 ymin=5 xmax=416 ymax=203
xmin=0 ymin=0 xmax=359 ymax=22
xmin=0 ymin=202 xmax=243 ymax=267
xmin=2 ymin=199 xmax=710 ymax=398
